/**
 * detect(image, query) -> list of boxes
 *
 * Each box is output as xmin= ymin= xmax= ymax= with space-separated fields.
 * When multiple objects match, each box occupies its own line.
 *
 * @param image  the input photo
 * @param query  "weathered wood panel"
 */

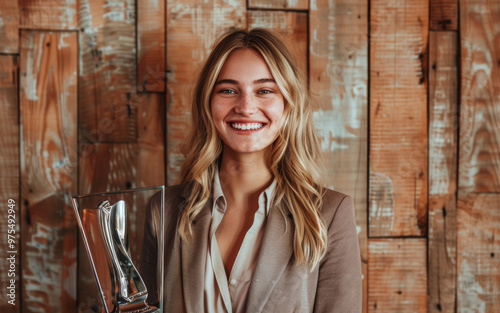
xmin=457 ymin=193 xmax=500 ymax=312
xmin=428 ymin=31 xmax=458 ymax=313
xmin=19 ymin=0 xmax=77 ymax=30
xmin=248 ymin=0 xmax=308 ymax=10
xmin=138 ymin=0 xmax=166 ymax=92
xmin=20 ymin=31 xmax=78 ymax=313
xmin=0 ymin=56 xmax=20 ymax=313
xmin=248 ymin=10 xmax=308 ymax=75
xmin=459 ymin=0 xmax=500 ymax=193
xmin=166 ymin=0 xmax=246 ymax=185
xmin=310 ymin=0 xmax=368 ymax=311
xmin=78 ymin=0 xmax=137 ymax=143
xmin=368 ymin=239 xmax=427 ymax=312
xmin=369 ymin=0 xmax=428 ymax=237
xmin=0 ymin=1 xmax=19 ymax=53
xmin=430 ymin=0 xmax=458 ymax=30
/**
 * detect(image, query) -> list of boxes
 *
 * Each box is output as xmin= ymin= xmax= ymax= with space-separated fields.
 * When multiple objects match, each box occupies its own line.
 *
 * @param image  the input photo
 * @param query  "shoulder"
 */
xmin=148 ymin=183 xmax=190 ymax=216
xmin=320 ymin=188 xmax=355 ymax=227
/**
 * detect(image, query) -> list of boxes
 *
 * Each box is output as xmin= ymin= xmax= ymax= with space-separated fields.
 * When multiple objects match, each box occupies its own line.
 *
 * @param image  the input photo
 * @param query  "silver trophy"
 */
xmin=72 ymin=187 xmax=164 ymax=313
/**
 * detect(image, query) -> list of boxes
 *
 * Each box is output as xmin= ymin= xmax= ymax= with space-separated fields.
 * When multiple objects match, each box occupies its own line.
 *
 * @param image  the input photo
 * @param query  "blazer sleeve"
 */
xmin=139 ymin=191 xmax=162 ymax=307
xmin=314 ymin=194 xmax=362 ymax=313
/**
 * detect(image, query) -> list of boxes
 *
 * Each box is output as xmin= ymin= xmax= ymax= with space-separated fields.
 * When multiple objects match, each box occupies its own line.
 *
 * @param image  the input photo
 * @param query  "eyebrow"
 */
xmin=214 ymin=78 xmax=276 ymax=85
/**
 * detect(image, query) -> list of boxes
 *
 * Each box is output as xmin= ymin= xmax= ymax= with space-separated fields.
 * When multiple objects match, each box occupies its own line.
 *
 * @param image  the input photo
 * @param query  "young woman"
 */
xmin=141 ymin=28 xmax=362 ymax=313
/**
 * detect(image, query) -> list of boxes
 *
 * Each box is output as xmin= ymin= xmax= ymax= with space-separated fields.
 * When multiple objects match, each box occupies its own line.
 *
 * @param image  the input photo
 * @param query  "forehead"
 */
xmin=218 ymin=48 xmax=273 ymax=79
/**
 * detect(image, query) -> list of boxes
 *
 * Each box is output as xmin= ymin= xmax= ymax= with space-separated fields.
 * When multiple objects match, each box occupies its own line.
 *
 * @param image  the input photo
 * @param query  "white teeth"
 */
xmin=230 ymin=123 xmax=264 ymax=130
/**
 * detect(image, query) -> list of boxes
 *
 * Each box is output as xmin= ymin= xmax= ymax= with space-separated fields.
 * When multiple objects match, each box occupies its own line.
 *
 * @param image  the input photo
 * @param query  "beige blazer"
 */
xmin=140 ymin=184 xmax=362 ymax=313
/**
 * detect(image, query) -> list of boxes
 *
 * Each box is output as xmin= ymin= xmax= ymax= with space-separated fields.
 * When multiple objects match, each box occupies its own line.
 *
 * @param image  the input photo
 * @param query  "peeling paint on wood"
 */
xmin=78 ymin=0 xmax=137 ymax=143
xmin=248 ymin=0 xmax=308 ymax=10
xmin=19 ymin=0 xmax=77 ymax=30
xmin=369 ymin=0 xmax=428 ymax=237
xmin=368 ymin=238 xmax=427 ymax=312
xmin=0 ymin=1 xmax=19 ymax=53
xmin=0 ymin=55 xmax=20 ymax=313
xmin=20 ymin=31 xmax=78 ymax=313
xmin=457 ymin=193 xmax=500 ymax=312
xmin=166 ymin=0 xmax=246 ymax=185
xmin=428 ymin=31 xmax=458 ymax=313
xmin=430 ymin=0 xmax=458 ymax=30
xmin=310 ymin=0 xmax=368 ymax=311
xmin=459 ymin=0 xmax=500 ymax=193
xmin=138 ymin=0 xmax=166 ymax=92
xmin=248 ymin=10 xmax=307 ymax=75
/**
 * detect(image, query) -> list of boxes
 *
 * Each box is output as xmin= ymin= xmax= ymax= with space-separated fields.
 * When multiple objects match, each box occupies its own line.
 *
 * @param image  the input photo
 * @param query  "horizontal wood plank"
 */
xmin=166 ymin=0 xmax=246 ymax=185
xmin=459 ymin=0 xmax=500 ymax=192
xmin=248 ymin=0 xmax=308 ymax=10
xmin=0 ymin=55 xmax=20 ymax=313
xmin=457 ymin=193 xmax=500 ymax=312
xmin=138 ymin=0 xmax=166 ymax=92
xmin=369 ymin=0 xmax=429 ymax=237
xmin=19 ymin=0 xmax=77 ymax=30
xmin=0 ymin=1 xmax=19 ymax=53
xmin=20 ymin=30 xmax=78 ymax=313
xmin=368 ymin=238 xmax=427 ymax=312
xmin=428 ymin=31 xmax=458 ymax=313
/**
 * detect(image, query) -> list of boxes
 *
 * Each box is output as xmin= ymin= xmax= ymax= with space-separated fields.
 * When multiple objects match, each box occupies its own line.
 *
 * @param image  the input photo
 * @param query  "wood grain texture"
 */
xmin=459 ymin=0 xmax=500 ymax=193
xmin=78 ymin=0 xmax=137 ymax=143
xmin=428 ymin=31 xmax=458 ymax=313
xmin=368 ymin=239 xmax=427 ymax=312
xmin=248 ymin=0 xmax=308 ymax=10
xmin=138 ymin=0 xmax=166 ymax=92
xmin=0 ymin=56 xmax=20 ymax=313
xmin=0 ymin=1 xmax=19 ymax=53
xmin=457 ymin=193 xmax=500 ymax=312
xmin=430 ymin=0 xmax=458 ymax=30
xmin=369 ymin=0 xmax=428 ymax=237
xmin=310 ymin=0 xmax=368 ymax=311
xmin=166 ymin=0 xmax=246 ymax=185
xmin=248 ymin=10 xmax=307 ymax=75
xmin=20 ymin=31 xmax=78 ymax=313
xmin=19 ymin=0 xmax=77 ymax=30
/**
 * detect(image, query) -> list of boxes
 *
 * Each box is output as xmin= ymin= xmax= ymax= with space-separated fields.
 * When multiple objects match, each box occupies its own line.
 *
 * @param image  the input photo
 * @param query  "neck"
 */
xmin=219 ymin=149 xmax=273 ymax=202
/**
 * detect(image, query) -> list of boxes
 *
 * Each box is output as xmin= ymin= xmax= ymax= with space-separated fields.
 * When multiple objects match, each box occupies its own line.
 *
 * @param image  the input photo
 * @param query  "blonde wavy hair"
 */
xmin=178 ymin=28 xmax=327 ymax=268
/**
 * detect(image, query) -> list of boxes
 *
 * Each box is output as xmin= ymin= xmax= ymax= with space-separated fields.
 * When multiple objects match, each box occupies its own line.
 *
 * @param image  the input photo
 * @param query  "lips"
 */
xmin=229 ymin=122 xmax=265 ymax=130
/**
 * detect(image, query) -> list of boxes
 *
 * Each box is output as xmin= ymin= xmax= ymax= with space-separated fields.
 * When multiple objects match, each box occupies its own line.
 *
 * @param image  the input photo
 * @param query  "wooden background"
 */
xmin=0 ymin=0 xmax=499 ymax=312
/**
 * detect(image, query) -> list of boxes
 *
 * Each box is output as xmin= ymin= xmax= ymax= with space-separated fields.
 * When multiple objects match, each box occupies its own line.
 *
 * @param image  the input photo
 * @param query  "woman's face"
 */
xmin=211 ymin=48 xmax=285 ymax=157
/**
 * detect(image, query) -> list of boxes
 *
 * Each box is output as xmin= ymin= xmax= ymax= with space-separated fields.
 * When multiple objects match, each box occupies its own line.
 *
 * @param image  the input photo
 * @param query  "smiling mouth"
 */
xmin=230 ymin=122 xmax=265 ymax=130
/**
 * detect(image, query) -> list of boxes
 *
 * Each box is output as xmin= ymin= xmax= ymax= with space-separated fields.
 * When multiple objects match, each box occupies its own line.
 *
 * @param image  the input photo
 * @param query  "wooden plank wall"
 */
xmin=0 ymin=0 xmax=499 ymax=312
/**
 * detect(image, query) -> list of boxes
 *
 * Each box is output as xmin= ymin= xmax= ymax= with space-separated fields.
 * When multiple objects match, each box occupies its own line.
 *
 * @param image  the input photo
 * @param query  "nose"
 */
xmin=234 ymin=92 xmax=257 ymax=115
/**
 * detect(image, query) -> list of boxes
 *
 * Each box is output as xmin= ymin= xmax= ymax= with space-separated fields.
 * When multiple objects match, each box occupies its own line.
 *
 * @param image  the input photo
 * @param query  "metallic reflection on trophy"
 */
xmin=97 ymin=200 xmax=159 ymax=313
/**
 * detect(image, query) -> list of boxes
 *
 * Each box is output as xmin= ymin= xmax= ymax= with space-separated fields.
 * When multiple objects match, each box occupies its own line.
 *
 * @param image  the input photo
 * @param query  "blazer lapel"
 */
xmin=245 ymin=205 xmax=294 ymax=313
xmin=180 ymin=199 xmax=212 ymax=313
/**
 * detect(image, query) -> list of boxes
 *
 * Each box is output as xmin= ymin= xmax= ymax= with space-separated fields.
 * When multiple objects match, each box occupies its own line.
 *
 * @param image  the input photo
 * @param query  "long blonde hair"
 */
xmin=178 ymin=28 xmax=327 ymax=268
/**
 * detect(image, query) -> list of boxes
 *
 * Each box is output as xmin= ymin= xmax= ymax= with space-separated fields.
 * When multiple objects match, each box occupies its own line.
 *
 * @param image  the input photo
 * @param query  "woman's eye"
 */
xmin=258 ymin=89 xmax=272 ymax=94
xmin=219 ymin=89 xmax=236 ymax=94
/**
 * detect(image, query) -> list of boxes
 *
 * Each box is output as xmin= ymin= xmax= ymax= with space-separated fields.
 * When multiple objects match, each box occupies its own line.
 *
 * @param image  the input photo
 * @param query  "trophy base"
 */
xmin=114 ymin=305 xmax=160 ymax=313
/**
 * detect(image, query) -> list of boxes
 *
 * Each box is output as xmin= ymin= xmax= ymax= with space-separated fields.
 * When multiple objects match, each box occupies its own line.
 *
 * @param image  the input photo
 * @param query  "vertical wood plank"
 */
xmin=310 ymin=0 xmax=368 ymax=311
xmin=78 ymin=0 xmax=137 ymax=143
xmin=457 ymin=193 xmax=500 ymax=312
xmin=166 ymin=0 xmax=246 ymax=185
xmin=459 ymin=0 xmax=500 ymax=193
xmin=428 ymin=31 xmax=458 ymax=313
xmin=20 ymin=30 xmax=78 ymax=313
xmin=368 ymin=239 xmax=427 ymax=312
xmin=19 ymin=0 xmax=78 ymax=30
xmin=247 ymin=10 xmax=308 ymax=75
xmin=137 ymin=0 xmax=166 ymax=92
xmin=0 ymin=1 xmax=19 ymax=53
xmin=248 ymin=0 xmax=308 ymax=10
xmin=0 ymin=56 xmax=20 ymax=313
xmin=369 ymin=0 xmax=429 ymax=237
xmin=430 ymin=0 xmax=458 ymax=30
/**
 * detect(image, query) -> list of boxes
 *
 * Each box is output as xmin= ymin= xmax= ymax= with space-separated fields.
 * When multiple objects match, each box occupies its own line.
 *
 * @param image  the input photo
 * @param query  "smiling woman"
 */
xmin=140 ymin=28 xmax=362 ymax=313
